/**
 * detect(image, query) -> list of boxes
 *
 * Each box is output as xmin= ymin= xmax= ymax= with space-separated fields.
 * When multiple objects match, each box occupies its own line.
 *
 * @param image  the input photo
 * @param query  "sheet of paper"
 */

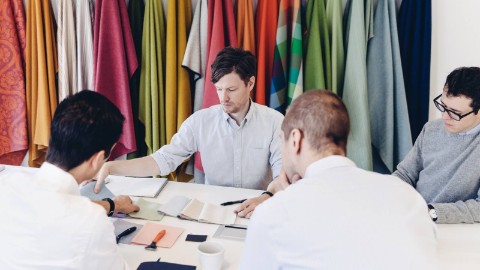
xmin=80 ymin=181 xmax=115 ymax=201
xmin=131 ymin=222 xmax=184 ymax=248
xmin=158 ymin=195 xmax=191 ymax=217
xmin=199 ymin=202 xmax=237 ymax=225
xmin=128 ymin=198 xmax=165 ymax=221
xmin=106 ymin=175 xmax=168 ymax=197
xmin=113 ymin=219 xmax=143 ymax=244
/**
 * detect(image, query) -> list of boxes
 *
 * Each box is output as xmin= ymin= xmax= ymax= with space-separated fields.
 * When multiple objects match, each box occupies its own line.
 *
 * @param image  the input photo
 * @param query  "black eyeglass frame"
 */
xmin=433 ymin=94 xmax=476 ymax=121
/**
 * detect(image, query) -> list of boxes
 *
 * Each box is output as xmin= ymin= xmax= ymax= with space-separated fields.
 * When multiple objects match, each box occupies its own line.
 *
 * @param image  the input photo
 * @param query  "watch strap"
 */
xmin=102 ymin=198 xmax=115 ymax=217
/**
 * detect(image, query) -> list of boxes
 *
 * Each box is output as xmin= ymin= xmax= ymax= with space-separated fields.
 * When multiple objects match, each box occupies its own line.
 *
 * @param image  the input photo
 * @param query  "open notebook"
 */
xmin=105 ymin=175 xmax=168 ymax=198
xmin=158 ymin=195 xmax=237 ymax=225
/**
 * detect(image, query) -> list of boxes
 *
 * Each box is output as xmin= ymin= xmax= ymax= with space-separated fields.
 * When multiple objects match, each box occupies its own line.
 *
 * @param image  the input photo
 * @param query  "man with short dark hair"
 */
xmin=240 ymin=90 xmax=438 ymax=269
xmin=0 ymin=90 xmax=138 ymax=269
xmin=95 ymin=47 xmax=284 ymax=217
xmin=394 ymin=67 xmax=480 ymax=224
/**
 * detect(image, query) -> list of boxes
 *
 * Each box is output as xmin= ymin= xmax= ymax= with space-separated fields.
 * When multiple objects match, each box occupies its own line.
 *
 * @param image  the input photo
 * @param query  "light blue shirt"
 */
xmin=151 ymin=102 xmax=284 ymax=190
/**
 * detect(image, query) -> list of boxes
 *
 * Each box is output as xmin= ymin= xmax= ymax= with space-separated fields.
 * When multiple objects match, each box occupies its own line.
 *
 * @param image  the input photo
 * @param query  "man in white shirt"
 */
xmin=0 ymin=90 xmax=138 ymax=269
xmin=94 ymin=47 xmax=284 ymax=217
xmin=240 ymin=90 xmax=438 ymax=270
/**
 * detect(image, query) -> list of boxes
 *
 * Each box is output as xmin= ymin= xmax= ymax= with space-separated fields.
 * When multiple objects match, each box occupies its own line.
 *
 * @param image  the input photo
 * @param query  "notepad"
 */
xmin=105 ymin=175 xmax=168 ymax=198
xmin=158 ymin=196 xmax=237 ymax=225
xmin=131 ymin=222 xmax=184 ymax=248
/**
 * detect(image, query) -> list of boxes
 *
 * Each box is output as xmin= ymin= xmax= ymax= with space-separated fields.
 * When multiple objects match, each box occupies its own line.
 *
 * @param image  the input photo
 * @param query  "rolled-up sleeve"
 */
xmin=150 ymin=118 xmax=198 ymax=176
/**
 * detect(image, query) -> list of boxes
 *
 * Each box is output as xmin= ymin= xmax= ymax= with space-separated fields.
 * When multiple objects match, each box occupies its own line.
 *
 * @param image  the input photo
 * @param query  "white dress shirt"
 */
xmin=0 ymin=163 xmax=128 ymax=270
xmin=240 ymin=156 xmax=438 ymax=270
xmin=151 ymin=102 xmax=284 ymax=190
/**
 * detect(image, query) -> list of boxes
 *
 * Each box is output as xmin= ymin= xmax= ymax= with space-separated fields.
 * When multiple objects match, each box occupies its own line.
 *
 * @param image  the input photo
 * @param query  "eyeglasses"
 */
xmin=433 ymin=94 xmax=476 ymax=121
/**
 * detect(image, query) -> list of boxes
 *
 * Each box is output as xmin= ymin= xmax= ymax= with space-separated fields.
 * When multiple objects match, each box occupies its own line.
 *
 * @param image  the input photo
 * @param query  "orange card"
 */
xmin=131 ymin=222 xmax=185 ymax=248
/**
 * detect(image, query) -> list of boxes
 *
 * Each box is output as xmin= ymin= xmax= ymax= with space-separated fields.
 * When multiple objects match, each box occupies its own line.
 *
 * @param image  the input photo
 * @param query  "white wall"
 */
xmin=430 ymin=0 xmax=480 ymax=119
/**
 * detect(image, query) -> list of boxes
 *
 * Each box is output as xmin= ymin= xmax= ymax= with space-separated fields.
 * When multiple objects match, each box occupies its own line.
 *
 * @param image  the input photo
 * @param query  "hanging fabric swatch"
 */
xmin=182 ymin=0 xmax=208 ymax=112
xmin=196 ymin=0 xmax=238 ymax=173
xmin=326 ymin=0 xmax=344 ymax=95
xmin=57 ymin=0 xmax=77 ymax=101
xmin=76 ymin=0 xmax=94 ymax=91
xmin=25 ymin=0 xmax=58 ymax=167
xmin=342 ymin=0 xmax=374 ymax=170
xmin=398 ymin=0 xmax=432 ymax=141
xmin=304 ymin=0 xmax=331 ymax=91
xmin=93 ymin=0 xmax=138 ymax=159
xmin=235 ymin=0 xmax=255 ymax=55
xmin=255 ymin=0 xmax=279 ymax=105
xmin=269 ymin=0 xmax=304 ymax=113
xmin=127 ymin=0 xmax=147 ymax=158
xmin=165 ymin=0 xmax=193 ymax=143
xmin=0 ymin=0 xmax=28 ymax=165
xmin=139 ymin=0 xmax=166 ymax=154
xmin=367 ymin=0 xmax=412 ymax=173
xmin=202 ymin=0 xmax=237 ymax=108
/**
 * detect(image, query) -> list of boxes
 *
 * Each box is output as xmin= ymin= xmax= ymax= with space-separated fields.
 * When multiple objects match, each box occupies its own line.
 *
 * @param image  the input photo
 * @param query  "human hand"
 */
xmin=94 ymin=162 xmax=112 ymax=193
xmin=114 ymin=195 xmax=140 ymax=214
xmin=234 ymin=194 xmax=271 ymax=219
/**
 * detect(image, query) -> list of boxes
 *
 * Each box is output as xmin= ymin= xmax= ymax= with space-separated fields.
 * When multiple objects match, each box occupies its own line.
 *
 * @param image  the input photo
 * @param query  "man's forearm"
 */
xmin=108 ymin=156 xmax=161 ymax=177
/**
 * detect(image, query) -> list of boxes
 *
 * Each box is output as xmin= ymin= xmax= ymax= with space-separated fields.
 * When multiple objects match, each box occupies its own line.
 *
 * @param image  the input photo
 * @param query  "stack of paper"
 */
xmin=158 ymin=196 xmax=237 ymax=225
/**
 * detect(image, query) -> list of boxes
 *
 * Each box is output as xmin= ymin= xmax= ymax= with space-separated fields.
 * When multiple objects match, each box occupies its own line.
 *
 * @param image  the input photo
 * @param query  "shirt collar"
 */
xmin=36 ymin=162 xmax=80 ymax=196
xmin=458 ymin=122 xmax=480 ymax=135
xmin=221 ymin=99 xmax=256 ymax=124
xmin=303 ymin=155 xmax=356 ymax=179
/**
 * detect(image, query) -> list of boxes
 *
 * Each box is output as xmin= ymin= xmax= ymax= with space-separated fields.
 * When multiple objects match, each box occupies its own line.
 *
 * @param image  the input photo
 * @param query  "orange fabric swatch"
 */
xmin=235 ymin=0 xmax=255 ymax=55
xmin=0 ymin=0 xmax=28 ymax=165
xmin=255 ymin=0 xmax=280 ymax=105
xmin=25 ymin=0 xmax=58 ymax=167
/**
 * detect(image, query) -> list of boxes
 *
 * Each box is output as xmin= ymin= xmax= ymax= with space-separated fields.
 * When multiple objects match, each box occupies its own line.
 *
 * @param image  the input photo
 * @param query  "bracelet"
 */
xmin=102 ymin=198 xmax=115 ymax=217
xmin=261 ymin=191 xmax=274 ymax=197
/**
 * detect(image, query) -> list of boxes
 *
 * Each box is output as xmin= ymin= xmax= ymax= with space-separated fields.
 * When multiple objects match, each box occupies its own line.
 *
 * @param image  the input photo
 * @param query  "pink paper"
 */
xmin=131 ymin=222 xmax=185 ymax=248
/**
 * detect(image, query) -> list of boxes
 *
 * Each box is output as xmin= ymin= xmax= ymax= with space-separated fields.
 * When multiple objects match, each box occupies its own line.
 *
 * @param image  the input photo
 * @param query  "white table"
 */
xmin=2 ymin=165 xmax=480 ymax=269
xmin=119 ymin=181 xmax=480 ymax=270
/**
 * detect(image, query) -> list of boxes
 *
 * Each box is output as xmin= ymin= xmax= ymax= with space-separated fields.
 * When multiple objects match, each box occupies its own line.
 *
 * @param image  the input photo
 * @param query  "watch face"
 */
xmin=429 ymin=209 xmax=437 ymax=219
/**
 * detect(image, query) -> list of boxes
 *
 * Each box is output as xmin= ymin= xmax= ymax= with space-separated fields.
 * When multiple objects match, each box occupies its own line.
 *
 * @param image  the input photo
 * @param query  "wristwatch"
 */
xmin=261 ymin=191 xmax=274 ymax=197
xmin=427 ymin=204 xmax=437 ymax=222
xmin=102 ymin=198 xmax=115 ymax=217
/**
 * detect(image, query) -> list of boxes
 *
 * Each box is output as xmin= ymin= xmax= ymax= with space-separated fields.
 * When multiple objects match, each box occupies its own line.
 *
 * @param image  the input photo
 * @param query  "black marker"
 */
xmin=116 ymin=226 xmax=137 ymax=244
xmin=220 ymin=199 xmax=247 ymax=206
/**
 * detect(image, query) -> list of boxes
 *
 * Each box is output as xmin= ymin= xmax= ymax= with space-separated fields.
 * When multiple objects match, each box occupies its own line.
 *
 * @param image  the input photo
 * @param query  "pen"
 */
xmin=220 ymin=199 xmax=247 ymax=206
xmin=116 ymin=226 xmax=137 ymax=244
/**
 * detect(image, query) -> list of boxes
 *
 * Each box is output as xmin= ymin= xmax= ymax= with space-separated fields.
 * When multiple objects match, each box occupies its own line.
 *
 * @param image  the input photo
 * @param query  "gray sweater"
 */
xmin=393 ymin=119 xmax=480 ymax=223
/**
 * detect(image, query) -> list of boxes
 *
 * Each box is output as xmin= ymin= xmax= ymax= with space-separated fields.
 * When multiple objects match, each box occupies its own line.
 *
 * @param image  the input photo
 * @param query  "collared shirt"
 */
xmin=0 ymin=163 xmax=128 ymax=270
xmin=459 ymin=122 xmax=480 ymax=135
xmin=240 ymin=156 xmax=438 ymax=270
xmin=151 ymin=102 xmax=283 ymax=190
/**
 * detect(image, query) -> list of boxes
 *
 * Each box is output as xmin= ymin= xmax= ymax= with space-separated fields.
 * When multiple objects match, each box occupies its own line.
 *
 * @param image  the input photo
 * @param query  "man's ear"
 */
xmin=89 ymin=150 xmax=106 ymax=172
xmin=248 ymin=76 xmax=255 ymax=91
xmin=290 ymin=128 xmax=303 ymax=155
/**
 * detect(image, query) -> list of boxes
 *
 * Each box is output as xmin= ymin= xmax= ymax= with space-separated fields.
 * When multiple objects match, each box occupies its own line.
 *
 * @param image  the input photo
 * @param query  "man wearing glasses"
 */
xmin=393 ymin=67 xmax=480 ymax=224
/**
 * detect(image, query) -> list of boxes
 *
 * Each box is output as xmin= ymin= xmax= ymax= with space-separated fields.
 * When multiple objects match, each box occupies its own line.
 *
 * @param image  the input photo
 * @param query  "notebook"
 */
xmin=113 ymin=219 xmax=143 ymax=244
xmin=158 ymin=196 xmax=237 ymax=225
xmin=137 ymin=261 xmax=196 ymax=270
xmin=105 ymin=175 xmax=168 ymax=198
xmin=131 ymin=222 xmax=184 ymax=248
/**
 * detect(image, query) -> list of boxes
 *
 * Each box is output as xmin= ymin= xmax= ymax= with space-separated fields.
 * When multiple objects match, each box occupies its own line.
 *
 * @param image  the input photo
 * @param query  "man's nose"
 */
xmin=222 ymin=90 xmax=229 ymax=101
xmin=441 ymin=111 xmax=452 ymax=120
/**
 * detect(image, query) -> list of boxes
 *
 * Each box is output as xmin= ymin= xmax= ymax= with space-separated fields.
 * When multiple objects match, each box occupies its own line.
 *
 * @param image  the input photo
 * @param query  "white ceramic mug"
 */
xmin=197 ymin=241 xmax=225 ymax=270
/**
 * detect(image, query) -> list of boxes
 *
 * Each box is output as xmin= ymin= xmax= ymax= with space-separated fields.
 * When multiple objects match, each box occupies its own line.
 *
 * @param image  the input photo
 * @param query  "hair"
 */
xmin=444 ymin=67 xmax=480 ymax=113
xmin=281 ymin=90 xmax=350 ymax=154
xmin=211 ymin=46 xmax=256 ymax=85
xmin=46 ymin=90 xmax=125 ymax=170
